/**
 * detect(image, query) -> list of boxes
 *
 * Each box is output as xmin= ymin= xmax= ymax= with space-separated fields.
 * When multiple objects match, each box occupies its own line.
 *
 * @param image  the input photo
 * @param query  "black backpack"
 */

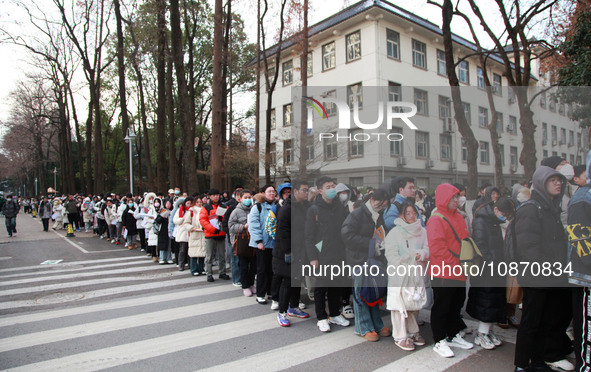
xmin=505 ymin=199 xmax=542 ymax=263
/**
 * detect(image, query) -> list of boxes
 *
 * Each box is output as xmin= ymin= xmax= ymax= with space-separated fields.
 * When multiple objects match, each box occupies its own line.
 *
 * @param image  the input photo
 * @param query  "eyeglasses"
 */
xmin=299 ymin=189 xmax=309 ymax=193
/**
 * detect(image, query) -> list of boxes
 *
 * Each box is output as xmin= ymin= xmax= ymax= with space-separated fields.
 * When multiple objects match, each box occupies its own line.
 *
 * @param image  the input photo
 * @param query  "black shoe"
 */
xmin=179 ymin=267 xmax=185 ymax=272
xmin=207 ymin=275 xmax=214 ymax=282
xmin=219 ymin=274 xmax=231 ymax=280
xmin=531 ymin=364 xmax=553 ymax=372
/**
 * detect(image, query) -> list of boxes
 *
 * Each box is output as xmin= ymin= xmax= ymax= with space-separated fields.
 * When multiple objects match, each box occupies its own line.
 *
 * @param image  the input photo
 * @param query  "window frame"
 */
xmin=412 ymin=39 xmax=427 ymax=70
xmin=386 ymin=28 xmax=400 ymax=60
xmin=322 ymin=41 xmax=336 ymax=71
xmin=414 ymin=89 xmax=429 ymax=116
xmin=458 ymin=60 xmax=469 ymax=84
xmin=437 ymin=49 xmax=447 ymax=76
xmin=345 ymin=30 xmax=362 ymax=63
xmin=282 ymin=59 xmax=293 ymax=86
xmin=415 ymin=131 xmax=430 ymax=159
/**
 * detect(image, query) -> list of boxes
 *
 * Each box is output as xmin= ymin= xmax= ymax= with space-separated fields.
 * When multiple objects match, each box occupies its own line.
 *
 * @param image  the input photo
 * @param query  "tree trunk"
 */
xmin=167 ymin=52 xmax=178 ymax=188
xmin=516 ymin=90 xmax=537 ymax=181
xmin=211 ymin=0 xmax=225 ymax=189
xmin=85 ymin=94 xmax=93 ymax=194
xmin=299 ymin=0 xmax=308 ymax=178
xmin=442 ymin=0 xmax=479 ymax=198
xmin=156 ymin=0 xmax=168 ymax=193
xmin=254 ymin=0 xmax=260 ymax=186
xmin=114 ymin=0 xmax=131 ymax=193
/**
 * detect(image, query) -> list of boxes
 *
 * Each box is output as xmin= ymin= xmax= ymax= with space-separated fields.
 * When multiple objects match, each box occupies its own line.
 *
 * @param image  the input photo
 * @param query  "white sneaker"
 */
xmin=474 ymin=333 xmax=495 ymax=350
xmin=341 ymin=305 xmax=355 ymax=319
xmin=488 ymin=330 xmax=502 ymax=347
xmin=447 ymin=333 xmax=474 ymax=349
xmin=298 ymin=301 xmax=306 ymax=310
xmin=328 ymin=314 xmax=350 ymax=327
xmin=271 ymin=300 xmax=279 ymax=310
xmin=317 ymin=319 xmax=331 ymax=332
xmin=433 ymin=339 xmax=454 ymax=358
xmin=546 ymin=359 xmax=575 ymax=371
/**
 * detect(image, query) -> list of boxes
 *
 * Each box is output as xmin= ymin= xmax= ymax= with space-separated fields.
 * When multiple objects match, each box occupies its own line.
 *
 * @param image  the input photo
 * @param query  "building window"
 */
xmin=437 ymin=49 xmax=446 ymax=76
xmin=549 ymin=95 xmax=556 ymax=112
xmin=477 ymin=67 xmax=485 ymax=89
xmin=561 ymin=128 xmax=566 ymax=145
xmin=270 ymin=108 xmax=276 ymax=130
xmin=478 ymin=107 xmax=488 ymax=128
xmin=458 ymin=60 xmax=469 ymax=84
xmin=270 ymin=143 xmax=276 ymax=165
xmin=510 ymin=146 xmax=519 ymax=167
xmin=543 ymin=150 xmax=548 ymax=158
xmin=440 ymin=134 xmax=452 ymax=161
xmin=439 ymin=95 xmax=451 ymax=119
xmin=412 ymin=39 xmax=427 ymax=69
xmin=499 ymin=144 xmax=505 ymax=166
xmin=463 ymin=102 xmax=471 ymax=126
xmin=540 ymin=92 xmax=547 ymax=109
xmin=508 ymin=87 xmax=516 ymax=104
xmin=480 ymin=141 xmax=490 ymax=164
xmin=283 ymin=103 xmax=293 ymax=126
xmin=346 ymin=31 xmax=361 ymax=62
xmin=578 ymin=155 xmax=582 ymax=165
xmin=414 ymin=89 xmax=428 ymax=115
xmin=496 ymin=113 xmax=504 ymax=133
xmin=569 ymin=130 xmax=574 ymax=147
xmin=324 ymin=90 xmax=337 ymax=116
xmin=551 ymin=125 xmax=557 ymax=144
xmin=322 ymin=41 xmax=336 ymax=71
xmin=542 ymin=123 xmax=548 ymax=144
xmin=558 ymin=103 xmax=565 ymax=116
xmin=324 ymin=133 xmax=337 ymax=160
xmin=386 ymin=29 xmax=400 ymax=60
xmin=349 ymin=177 xmax=364 ymax=187
xmin=553 ymin=151 xmax=558 ymax=157
xmin=390 ymin=127 xmax=403 ymax=156
xmin=307 ymin=53 xmax=313 ymax=77
xmin=347 ymin=83 xmax=363 ymax=109
xmin=416 ymin=131 xmax=429 ymax=159
xmin=305 ymin=134 xmax=314 ymax=161
xmin=284 ymin=140 xmax=293 ymax=164
xmin=282 ymin=59 xmax=293 ymax=86
xmin=577 ymin=133 xmax=582 ymax=148
xmin=416 ymin=177 xmax=429 ymax=189
xmin=349 ymin=129 xmax=364 ymax=158
xmin=570 ymin=154 xmax=575 ymax=164
xmin=493 ymin=73 xmax=502 ymax=95
xmin=388 ymin=82 xmax=401 ymax=102
xmin=562 ymin=152 xmax=567 ymax=160
xmin=509 ymin=115 xmax=517 ymax=135
xmin=461 ymin=138 xmax=467 ymax=162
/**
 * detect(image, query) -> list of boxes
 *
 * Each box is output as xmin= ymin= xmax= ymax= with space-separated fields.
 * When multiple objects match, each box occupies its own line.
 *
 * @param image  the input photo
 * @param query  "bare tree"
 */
xmin=155 ymin=0 xmax=168 ymax=192
xmin=211 ymin=0 xmax=225 ymax=189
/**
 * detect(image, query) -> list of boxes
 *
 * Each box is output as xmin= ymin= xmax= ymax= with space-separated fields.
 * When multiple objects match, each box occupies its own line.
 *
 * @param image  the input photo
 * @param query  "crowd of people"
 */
xmin=2 ymin=154 xmax=591 ymax=372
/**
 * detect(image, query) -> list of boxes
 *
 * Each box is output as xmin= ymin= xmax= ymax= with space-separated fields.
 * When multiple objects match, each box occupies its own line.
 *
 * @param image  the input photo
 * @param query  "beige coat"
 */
xmin=188 ymin=206 xmax=206 ymax=258
xmin=173 ymin=206 xmax=193 ymax=243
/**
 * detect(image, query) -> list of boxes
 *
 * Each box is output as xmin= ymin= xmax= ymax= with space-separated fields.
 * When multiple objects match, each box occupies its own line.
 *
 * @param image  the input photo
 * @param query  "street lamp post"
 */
xmin=53 ymin=167 xmax=57 ymax=192
xmin=35 ymin=178 xmax=38 ymax=197
xmin=124 ymin=128 xmax=137 ymax=194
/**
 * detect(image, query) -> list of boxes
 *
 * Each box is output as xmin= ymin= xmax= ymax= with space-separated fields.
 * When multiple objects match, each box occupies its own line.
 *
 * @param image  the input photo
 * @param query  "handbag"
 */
xmin=432 ymin=212 xmax=483 ymax=273
xmin=233 ymin=226 xmax=254 ymax=257
xmin=506 ymin=275 xmax=523 ymax=304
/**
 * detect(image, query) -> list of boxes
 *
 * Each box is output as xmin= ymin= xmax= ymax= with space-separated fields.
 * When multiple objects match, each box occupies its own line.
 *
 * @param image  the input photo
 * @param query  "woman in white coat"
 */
xmin=188 ymin=198 xmax=206 ymax=276
xmin=173 ymin=197 xmax=194 ymax=271
xmin=52 ymin=198 xmax=65 ymax=230
xmin=384 ymin=201 xmax=429 ymax=351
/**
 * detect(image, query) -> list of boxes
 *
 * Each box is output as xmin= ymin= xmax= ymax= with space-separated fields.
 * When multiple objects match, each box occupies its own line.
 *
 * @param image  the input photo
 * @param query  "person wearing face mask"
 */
xmin=513 ymin=166 xmax=571 ymax=372
xmin=188 ymin=197 xmax=206 ymax=276
xmin=174 ymin=197 xmax=194 ymax=272
xmin=384 ymin=177 xmax=423 ymax=232
xmin=384 ymin=201 xmax=429 ymax=350
xmin=335 ymin=183 xmax=355 ymax=214
xmin=306 ymin=176 xmax=351 ymax=333
xmin=229 ymin=190 xmax=257 ymax=296
xmin=200 ymin=189 xmax=230 ymax=282
xmin=541 ymin=156 xmax=575 ymax=227
xmin=143 ymin=194 xmax=160 ymax=262
xmin=467 ymin=197 xmax=516 ymax=351
xmin=341 ymin=189 xmax=392 ymax=341
xmin=452 ymin=184 xmax=472 ymax=236
xmin=156 ymin=199 xmax=173 ymax=264
xmin=122 ymin=197 xmax=138 ymax=249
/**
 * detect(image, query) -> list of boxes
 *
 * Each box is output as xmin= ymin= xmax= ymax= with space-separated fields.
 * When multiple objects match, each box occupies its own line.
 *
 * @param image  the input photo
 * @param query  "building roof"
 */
xmin=247 ymin=0 xmax=533 ymax=78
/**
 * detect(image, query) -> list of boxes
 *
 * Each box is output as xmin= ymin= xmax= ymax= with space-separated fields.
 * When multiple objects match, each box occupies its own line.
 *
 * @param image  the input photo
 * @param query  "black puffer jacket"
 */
xmin=341 ymin=203 xmax=386 ymax=267
xmin=466 ymin=203 xmax=506 ymax=323
xmin=514 ymin=166 xmax=568 ymax=287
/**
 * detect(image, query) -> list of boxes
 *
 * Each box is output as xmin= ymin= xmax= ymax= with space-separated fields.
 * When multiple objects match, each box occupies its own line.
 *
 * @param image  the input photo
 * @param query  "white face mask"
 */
xmin=559 ymin=163 xmax=575 ymax=181
xmin=458 ymin=196 xmax=467 ymax=208
xmin=339 ymin=193 xmax=349 ymax=203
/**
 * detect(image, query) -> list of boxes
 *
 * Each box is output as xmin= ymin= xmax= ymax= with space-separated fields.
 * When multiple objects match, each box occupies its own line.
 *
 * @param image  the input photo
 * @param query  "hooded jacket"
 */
xmin=228 ymin=200 xmax=252 ymax=245
xmin=341 ymin=201 xmax=386 ymax=267
xmin=514 ymin=166 xmax=568 ymax=287
xmin=188 ymin=206 xmax=206 ymax=257
xmin=304 ymin=195 xmax=348 ymax=265
xmin=248 ymin=199 xmax=276 ymax=249
xmin=426 ymin=183 xmax=470 ymax=281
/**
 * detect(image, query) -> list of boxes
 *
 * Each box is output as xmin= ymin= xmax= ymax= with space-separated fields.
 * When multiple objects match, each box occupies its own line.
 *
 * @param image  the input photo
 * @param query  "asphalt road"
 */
xmin=0 ymin=213 xmax=520 ymax=371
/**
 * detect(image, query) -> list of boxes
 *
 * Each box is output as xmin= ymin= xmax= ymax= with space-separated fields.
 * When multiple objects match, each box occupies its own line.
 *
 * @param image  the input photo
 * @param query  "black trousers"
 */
xmin=256 ymin=249 xmax=273 ymax=297
xmin=572 ymin=286 xmax=591 ymax=371
xmin=515 ymin=287 xmax=572 ymax=368
xmin=314 ymin=286 xmax=341 ymax=321
xmin=239 ymin=255 xmax=257 ymax=289
xmin=278 ymin=273 xmax=300 ymax=313
xmin=97 ymin=219 xmax=107 ymax=236
xmin=177 ymin=242 xmax=188 ymax=269
xmin=138 ymin=229 xmax=147 ymax=250
xmin=170 ymin=238 xmax=179 ymax=263
xmin=41 ymin=218 xmax=49 ymax=231
xmin=67 ymin=213 xmax=80 ymax=230
xmin=430 ymin=278 xmax=467 ymax=343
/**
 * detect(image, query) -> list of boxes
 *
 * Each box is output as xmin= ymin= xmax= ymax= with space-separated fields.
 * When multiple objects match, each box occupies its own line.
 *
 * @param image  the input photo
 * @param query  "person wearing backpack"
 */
xmin=513 ymin=166 xmax=571 ymax=372
xmin=427 ymin=183 xmax=473 ymax=358
xmin=467 ymin=196 xmax=515 ymax=350
xmin=384 ymin=200 xmax=429 ymax=350
xmin=306 ymin=176 xmax=350 ymax=333
xmin=383 ymin=177 xmax=423 ymax=232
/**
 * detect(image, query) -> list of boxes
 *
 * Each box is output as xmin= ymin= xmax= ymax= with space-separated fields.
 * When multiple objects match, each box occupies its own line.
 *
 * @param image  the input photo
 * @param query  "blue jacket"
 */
xmin=383 ymin=194 xmax=424 ymax=231
xmin=248 ymin=201 xmax=276 ymax=248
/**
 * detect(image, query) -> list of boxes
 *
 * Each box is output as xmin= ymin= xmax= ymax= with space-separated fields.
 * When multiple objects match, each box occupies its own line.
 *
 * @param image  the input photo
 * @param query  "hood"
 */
xmin=483 ymin=186 xmax=500 ymax=203
xmin=474 ymin=202 xmax=498 ymax=223
xmin=434 ymin=183 xmax=460 ymax=213
xmin=173 ymin=197 xmax=186 ymax=210
xmin=277 ymin=183 xmax=292 ymax=199
xmin=380 ymin=176 xmax=403 ymax=200
xmin=335 ymin=183 xmax=350 ymax=194
xmin=532 ymin=165 xmax=566 ymax=212
xmin=512 ymin=183 xmax=523 ymax=200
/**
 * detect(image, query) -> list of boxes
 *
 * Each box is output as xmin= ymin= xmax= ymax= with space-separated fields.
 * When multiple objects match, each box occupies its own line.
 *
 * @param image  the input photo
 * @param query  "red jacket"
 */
xmin=198 ymin=202 xmax=226 ymax=239
xmin=427 ymin=183 xmax=470 ymax=281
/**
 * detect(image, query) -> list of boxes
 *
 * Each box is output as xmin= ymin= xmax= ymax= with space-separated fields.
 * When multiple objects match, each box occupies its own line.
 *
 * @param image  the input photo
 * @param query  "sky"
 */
xmin=0 ymin=0 xmax=509 ymax=126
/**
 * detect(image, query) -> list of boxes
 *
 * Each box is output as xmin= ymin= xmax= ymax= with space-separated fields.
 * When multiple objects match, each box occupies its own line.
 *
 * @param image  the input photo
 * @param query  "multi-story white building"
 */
xmin=253 ymin=0 xmax=587 ymax=190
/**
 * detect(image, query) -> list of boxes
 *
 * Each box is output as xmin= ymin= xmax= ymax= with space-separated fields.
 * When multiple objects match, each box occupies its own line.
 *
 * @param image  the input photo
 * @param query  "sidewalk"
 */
xmin=0 ymin=213 xmax=61 ymax=244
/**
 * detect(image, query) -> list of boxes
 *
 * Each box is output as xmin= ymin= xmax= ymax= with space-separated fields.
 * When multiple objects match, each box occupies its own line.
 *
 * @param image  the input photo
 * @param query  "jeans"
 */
xmin=205 ymin=238 xmax=226 ymax=277
xmin=190 ymin=257 xmax=205 ymax=275
xmin=159 ymin=244 xmax=172 ymax=262
xmin=127 ymin=234 xmax=137 ymax=246
xmin=352 ymin=274 xmax=385 ymax=336
xmin=5 ymin=216 xmax=16 ymax=236
xmin=226 ymin=237 xmax=241 ymax=284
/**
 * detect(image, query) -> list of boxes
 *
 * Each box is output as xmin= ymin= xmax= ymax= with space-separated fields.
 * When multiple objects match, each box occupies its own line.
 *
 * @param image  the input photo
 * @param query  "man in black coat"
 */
xmin=2 ymin=195 xmax=19 ymax=237
xmin=273 ymin=180 xmax=311 ymax=326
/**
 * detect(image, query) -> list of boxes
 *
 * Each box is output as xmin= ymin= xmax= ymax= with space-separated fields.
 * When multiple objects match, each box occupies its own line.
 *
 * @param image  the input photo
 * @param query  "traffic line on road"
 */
xmin=0 ymin=278 xmax=236 ymax=314
xmin=0 ymin=294 xmax=252 ymax=352
xmin=0 ymin=256 xmax=144 ymax=274
xmin=50 ymin=228 xmax=88 ymax=253
xmin=0 ymin=259 xmax=158 ymax=279
xmin=0 ymin=276 xmax=150 ymax=297
xmin=6 ymin=314 xmax=276 ymax=372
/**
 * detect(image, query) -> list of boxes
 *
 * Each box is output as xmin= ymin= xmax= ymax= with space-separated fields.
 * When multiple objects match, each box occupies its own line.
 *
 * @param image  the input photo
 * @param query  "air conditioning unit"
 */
xmin=425 ymin=159 xmax=434 ymax=168
xmin=510 ymin=164 xmax=518 ymax=173
xmin=442 ymin=118 xmax=453 ymax=133
xmin=542 ymin=138 xmax=548 ymax=145
xmin=397 ymin=157 xmax=407 ymax=166
xmin=552 ymin=140 xmax=557 ymax=146
xmin=449 ymin=162 xmax=457 ymax=170
xmin=559 ymin=140 xmax=566 ymax=146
